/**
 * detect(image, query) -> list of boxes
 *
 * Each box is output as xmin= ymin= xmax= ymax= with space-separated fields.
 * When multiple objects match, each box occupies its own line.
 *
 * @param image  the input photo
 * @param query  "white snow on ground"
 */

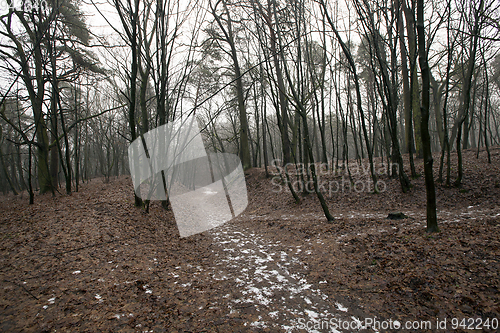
xmin=203 ymin=207 xmax=499 ymax=331
xmin=209 ymin=221 xmax=370 ymax=332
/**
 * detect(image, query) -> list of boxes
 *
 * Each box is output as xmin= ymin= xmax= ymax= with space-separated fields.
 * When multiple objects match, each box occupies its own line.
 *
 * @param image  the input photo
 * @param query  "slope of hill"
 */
xmin=0 ymin=147 xmax=499 ymax=332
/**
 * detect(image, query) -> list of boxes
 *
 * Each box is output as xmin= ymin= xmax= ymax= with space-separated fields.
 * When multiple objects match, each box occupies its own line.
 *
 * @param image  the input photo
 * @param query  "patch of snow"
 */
xmin=250 ymin=320 xmax=268 ymax=328
xmin=208 ymin=223 xmax=374 ymax=332
xmin=304 ymin=309 xmax=319 ymax=319
xmin=335 ymin=302 xmax=348 ymax=312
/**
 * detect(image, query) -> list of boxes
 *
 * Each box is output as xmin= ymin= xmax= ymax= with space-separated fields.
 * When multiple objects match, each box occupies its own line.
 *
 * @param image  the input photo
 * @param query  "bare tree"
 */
xmin=319 ymin=0 xmax=380 ymax=193
xmin=416 ymin=0 xmax=438 ymax=232
xmin=209 ymin=0 xmax=252 ymax=170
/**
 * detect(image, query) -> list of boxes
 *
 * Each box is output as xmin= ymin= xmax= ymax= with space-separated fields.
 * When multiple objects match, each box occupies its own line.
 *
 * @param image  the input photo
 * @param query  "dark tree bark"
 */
xmin=211 ymin=0 xmax=252 ymax=171
xmin=320 ymin=0 xmax=380 ymax=193
xmin=416 ymin=0 xmax=439 ymax=232
xmin=114 ymin=0 xmax=142 ymax=207
xmin=454 ymin=0 xmax=483 ymax=187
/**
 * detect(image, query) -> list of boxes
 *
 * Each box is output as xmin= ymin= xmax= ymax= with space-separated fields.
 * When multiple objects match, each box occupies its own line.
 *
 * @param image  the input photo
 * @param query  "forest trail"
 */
xmin=208 ymin=219 xmax=368 ymax=332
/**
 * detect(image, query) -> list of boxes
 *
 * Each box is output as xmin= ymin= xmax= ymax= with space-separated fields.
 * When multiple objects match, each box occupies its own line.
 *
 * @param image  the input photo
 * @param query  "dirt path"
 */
xmin=208 ymin=219 xmax=371 ymax=332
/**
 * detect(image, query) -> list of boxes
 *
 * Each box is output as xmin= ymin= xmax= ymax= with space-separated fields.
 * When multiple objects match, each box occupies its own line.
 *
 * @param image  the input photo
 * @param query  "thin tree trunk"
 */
xmin=417 ymin=0 xmax=438 ymax=232
xmin=321 ymin=0 xmax=379 ymax=192
xmin=115 ymin=0 xmax=142 ymax=206
xmin=211 ymin=0 xmax=251 ymax=170
xmin=481 ymin=48 xmax=491 ymax=163
xmin=402 ymin=0 xmax=423 ymax=158
xmin=454 ymin=0 xmax=483 ymax=187
xmin=0 ymin=129 xmax=18 ymax=195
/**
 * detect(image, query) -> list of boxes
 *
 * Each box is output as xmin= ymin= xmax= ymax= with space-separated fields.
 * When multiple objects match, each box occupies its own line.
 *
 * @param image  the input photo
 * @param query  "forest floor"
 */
xmin=0 ymin=147 xmax=499 ymax=332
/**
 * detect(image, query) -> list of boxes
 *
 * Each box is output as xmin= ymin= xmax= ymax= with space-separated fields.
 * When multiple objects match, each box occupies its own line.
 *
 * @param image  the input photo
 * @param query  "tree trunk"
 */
xmin=402 ymin=1 xmax=423 ymax=158
xmin=397 ymin=2 xmax=412 ymax=155
xmin=454 ymin=0 xmax=483 ymax=187
xmin=321 ymin=0 xmax=379 ymax=192
xmin=211 ymin=0 xmax=251 ymax=170
xmin=0 ymin=128 xmax=18 ymax=195
xmin=417 ymin=0 xmax=438 ymax=232
xmin=115 ymin=0 xmax=142 ymax=206
xmin=481 ymin=49 xmax=491 ymax=163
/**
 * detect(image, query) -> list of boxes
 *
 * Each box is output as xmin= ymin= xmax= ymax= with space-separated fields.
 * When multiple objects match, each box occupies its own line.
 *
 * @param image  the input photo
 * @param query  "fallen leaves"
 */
xmin=0 ymin=147 xmax=498 ymax=332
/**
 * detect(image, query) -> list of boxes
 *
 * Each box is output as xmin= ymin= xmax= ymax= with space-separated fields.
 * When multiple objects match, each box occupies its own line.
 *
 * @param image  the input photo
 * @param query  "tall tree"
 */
xmin=1 ymin=0 xmax=94 ymax=195
xmin=252 ymin=0 xmax=292 ymax=166
xmin=210 ymin=0 xmax=252 ymax=170
xmin=452 ymin=0 xmax=484 ymax=187
xmin=0 ymin=1 xmax=56 ymax=193
xmin=416 ymin=0 xmax=438 ymax=232
xmin=319 ymin=0 xmax=380 ymax=193
xmin=113 ymin=0 xmax=142 ymax=206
